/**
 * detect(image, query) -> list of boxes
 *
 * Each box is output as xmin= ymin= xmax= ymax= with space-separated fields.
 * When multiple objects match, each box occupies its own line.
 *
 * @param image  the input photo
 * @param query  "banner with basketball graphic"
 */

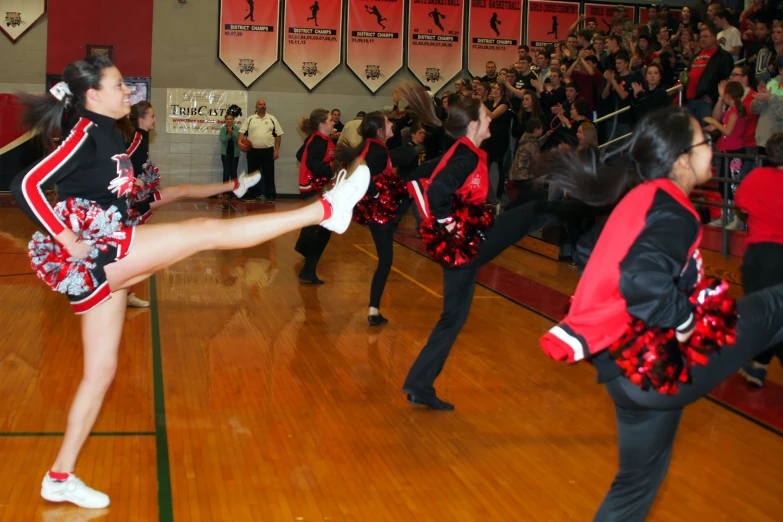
xmin=525 ymin=0 xmax=579 ymax=52
xmin=0 ymin=0 xmax=46 ymax=42
xmin=468 ymin=0 xmax=523 ymax=77
xmin=346 ymin=0 xmax=404 ymax=93
xmin=283 ymin=0 xmax=342 ymax=91
xmin=218 ymin=0 xmax=280 ymax=88
xmin=407 ymin=0 xmax=464 ymax=93
xmin=583 ymin=3 xmax=636 ymax=35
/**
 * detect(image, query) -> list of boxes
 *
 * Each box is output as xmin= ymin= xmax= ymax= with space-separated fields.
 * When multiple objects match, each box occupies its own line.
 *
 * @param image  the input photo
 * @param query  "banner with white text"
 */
xmin=166 ymin=89 xmax=248 ymax=135
xmin=283 ymin=0 xmax=343 ymax=91
xmin=218 ymin=0 xmax=280 ymax=87
xmin=407 ymin=0 xmax=464 ymax=93
xmin=346 ymin=0 xmax=404 ymax=93
xmin=525 ymin=0 xmax=580 ymax=52
xmin=468 ymin=0 xmax=523 ymax=77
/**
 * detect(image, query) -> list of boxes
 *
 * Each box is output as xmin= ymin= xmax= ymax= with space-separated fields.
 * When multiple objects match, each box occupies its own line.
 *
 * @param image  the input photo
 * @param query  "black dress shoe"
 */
xmin=368 ymin=313 xmax=389 ymax=326
xmin=298 ymin=272 xmax=325 ymax=284
xmin=406 ymin=393 xmax=454 ymax=411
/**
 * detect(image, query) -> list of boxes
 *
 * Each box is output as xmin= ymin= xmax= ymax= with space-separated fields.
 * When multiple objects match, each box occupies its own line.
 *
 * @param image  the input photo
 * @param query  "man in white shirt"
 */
xmin=239 ymin=99 xmax=283 ymax=202
xmin=714 ymin=8 xmax=742 ymax=62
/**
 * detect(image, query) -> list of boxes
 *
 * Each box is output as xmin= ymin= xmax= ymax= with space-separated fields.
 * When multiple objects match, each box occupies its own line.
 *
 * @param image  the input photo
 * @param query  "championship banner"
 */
xmin=407 ymin=0 xmax=464 ymax=93
xmin=283 ymin=0 xmax=342 ymax=91
xmin=218 ymin=0 xmax=280 ymax=87
xmin=468 ymin=0 xmax=523 ymax=77
xmin=166 ymin=89 xmax=248 ymax=135
xmin=0 ymin=0 xmax=46 ymax=42
xmin=346 ymin=0 xmax=404 ymax=93
xmin=638 ymin=7 xmax=681 ymax=25
xmin=583 ymin=3 xmax=636 ymax=35
xmin=525 ymin=1 xmax=579 ymax=52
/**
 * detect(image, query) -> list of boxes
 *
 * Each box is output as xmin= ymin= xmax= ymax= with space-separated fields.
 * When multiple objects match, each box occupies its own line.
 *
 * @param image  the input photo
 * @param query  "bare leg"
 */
xmin=106 ymin=200 xmax=325 ymax=290
xmin=51 ymin=289 xmax=128 ymax=473
xmin=149 ymin=181 xmax=236 ymax=208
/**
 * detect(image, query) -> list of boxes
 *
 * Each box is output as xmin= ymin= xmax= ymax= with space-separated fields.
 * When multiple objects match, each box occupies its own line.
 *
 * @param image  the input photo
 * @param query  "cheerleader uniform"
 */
xmin=357 ymin=138 xmax=419 ymax=322
xmin=295 ymin=131 xmax=335 ymax=283
xmin=539 ymin=178 xmax=783 ymax=521
xmin=10 ymin=110 xmax=137 ymax=314
xmin=125 ymin=127 xmax=160 ymax=224
xmin=403 ymin=137 xmax=556 ymax=408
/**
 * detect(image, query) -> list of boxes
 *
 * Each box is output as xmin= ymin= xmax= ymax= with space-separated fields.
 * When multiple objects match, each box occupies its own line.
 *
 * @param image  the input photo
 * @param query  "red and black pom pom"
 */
xmin=419 ymin=193 xmax=494 ymax=268
xmin=608 ymin=279 xmax=737 ymax=395
xmin=352 ymin=171 xmax=408 ymax=226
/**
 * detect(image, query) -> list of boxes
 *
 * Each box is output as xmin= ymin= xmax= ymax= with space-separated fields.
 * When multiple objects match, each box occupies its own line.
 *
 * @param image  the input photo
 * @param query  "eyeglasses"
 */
xmin=682 ymin=133 xmax=712 ymax=153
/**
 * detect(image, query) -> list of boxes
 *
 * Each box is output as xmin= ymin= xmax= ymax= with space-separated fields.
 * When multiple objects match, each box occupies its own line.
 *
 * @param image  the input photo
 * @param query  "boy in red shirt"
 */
xmin=736 ymin=132 xmax=783 ymax=386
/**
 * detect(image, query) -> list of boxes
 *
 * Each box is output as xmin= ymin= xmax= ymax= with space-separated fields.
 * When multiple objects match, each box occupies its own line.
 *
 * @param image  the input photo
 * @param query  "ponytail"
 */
xmin=538 ymin=107 xmax=695 ymax=207
xmin=298 ymin=108 xmax=330 ymax=136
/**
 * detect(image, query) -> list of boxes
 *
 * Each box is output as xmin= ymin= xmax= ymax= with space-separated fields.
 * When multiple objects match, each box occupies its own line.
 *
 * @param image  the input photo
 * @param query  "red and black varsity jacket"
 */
xmin=11 ymin=110 xmax=136 ymax=236
xmin=408 ymin=136 xmax=489 ymax=222
xmin=126 ymin=127 xmax=148 ymax=176
xmin=297 ymin=131 xmax=334 ymax=193
xmin=540 ymin=178 xmax=704 ymax=363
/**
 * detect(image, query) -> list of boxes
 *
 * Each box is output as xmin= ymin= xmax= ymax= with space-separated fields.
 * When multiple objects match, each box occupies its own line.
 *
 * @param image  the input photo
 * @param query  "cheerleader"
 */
xmin=122 ymin=101 xmax=261 ymax=225
xmin=538 ymin=107 xmax=783 ymax=521
xmin=11 ymin=56 xmax=369 ymax=509
xmin=399 ymin=87 xmax=557 ymax=410
xmin=335 ymin=111 xmax=420 ymax=325
xmin=294 ymin=108 xmax=335 ymax=284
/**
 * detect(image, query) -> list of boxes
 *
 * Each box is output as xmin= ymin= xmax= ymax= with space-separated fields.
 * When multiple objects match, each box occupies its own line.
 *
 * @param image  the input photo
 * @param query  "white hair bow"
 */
xmin=49 ymin=81 xmax=72 ymax=101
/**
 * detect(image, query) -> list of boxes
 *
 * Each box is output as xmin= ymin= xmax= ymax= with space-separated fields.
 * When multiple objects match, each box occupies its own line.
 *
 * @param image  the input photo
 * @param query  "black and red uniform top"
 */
xmin=412 ymin=136 xmax=489 ymax=221
xmin=11 ymin=110 xmax=136 ymax=237
xmin=297 ymin=131 xmax=335 ymax=193
xmin=126 ymin=127 xmax=148 ymax=176
xmin=540 ymin=178 xmax=704 ymax=376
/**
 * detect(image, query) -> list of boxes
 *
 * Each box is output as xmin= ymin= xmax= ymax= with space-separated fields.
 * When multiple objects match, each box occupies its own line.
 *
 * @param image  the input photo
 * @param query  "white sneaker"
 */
xmin=725 ymin=217 xmax=745 ymax=231
xmin=233 ymin=171 xmax=262 ymax=198
xmin=320 ymin=164 xmax=371 ymax=234
xmin=127 ymin=292 xmax=149 ymax=308
xmin=41 ymin=473 xmax=110 ymax=509
xmin=707 ymin=217 xmax=725 ymax=227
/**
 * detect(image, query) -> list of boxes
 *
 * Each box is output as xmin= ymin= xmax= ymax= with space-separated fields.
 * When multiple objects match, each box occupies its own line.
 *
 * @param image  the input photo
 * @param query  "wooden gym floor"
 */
xmin=1 ymin=196 xmax=782 ymax=522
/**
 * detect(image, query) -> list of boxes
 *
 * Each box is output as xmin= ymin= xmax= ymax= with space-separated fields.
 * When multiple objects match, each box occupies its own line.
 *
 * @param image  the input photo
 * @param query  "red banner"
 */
xmin=583 ymin=3 xmax=636 ymax=35
xmin=283 ymin=0 xmax=343 ymax=91
xmin=346 ymin=0 xmax=404 ymax=93
xmin=525 ymin=1 xmax=580 ymax=52
xmin=638 ymin=7 xmax=681 ymax=25
xmin=407 ymin=0 xmax=464 ymax=93
xmin=468 ymin=0 xmax=523 ymax=77
xmin=218 ymin=0 xmax=279 ymax=88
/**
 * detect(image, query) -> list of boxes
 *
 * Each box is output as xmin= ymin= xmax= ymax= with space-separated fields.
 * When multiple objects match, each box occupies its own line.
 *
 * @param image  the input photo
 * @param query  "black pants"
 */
xmin=402 ymin=201 xmax=556 ymax=397
xmin=369 ymin=221 xmax=395 ymax=309
xmin=741 ymin=242 xmax=783 ymax=365
xmin=246 ymin=147 xmax=275 ymax=199
xmin=221 ymin=154 xmax=239 ymax=184
xmin=594 ymin=284 xmax=783 ymax=521
xmin=295 ymin=224 xmax=332 ymax=277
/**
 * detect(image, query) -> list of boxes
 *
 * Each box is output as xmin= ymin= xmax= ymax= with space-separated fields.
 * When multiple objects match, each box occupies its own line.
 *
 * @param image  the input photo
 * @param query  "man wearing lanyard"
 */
xmin=239 ymin=99 xmax=283 ymax=202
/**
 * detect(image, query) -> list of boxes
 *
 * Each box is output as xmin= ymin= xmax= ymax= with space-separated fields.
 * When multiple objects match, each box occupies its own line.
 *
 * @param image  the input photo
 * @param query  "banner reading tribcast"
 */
xmin=218 ymin=0 xmax=279 ymax=88
xmin=407 ymin=0 xmax=464 ymax=93
xmin=284 ymin=0 xmax=342 ymax=91
xmin=468 ymin=0 xmax=523 ymax=78
xmin=347 ymin=0 xmax=404 ymax=93
xmin=166 ymin=89 xmax=248 ymax=135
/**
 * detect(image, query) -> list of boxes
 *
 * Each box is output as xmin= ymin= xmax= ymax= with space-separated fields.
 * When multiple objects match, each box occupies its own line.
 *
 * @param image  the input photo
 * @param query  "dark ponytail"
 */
xmin=333 ymin=110 xmax=388 ymax=168
xmin=537 ymin=107 xmax=695 ymax=207
xmin=19 ymin=55 xmax=115 ymax=150
xmin=129 ymin=101 xmax=153 ymax=127
xmin=393 ymin=81 xmax=482 ymax=139
xmin=298 ymin=108 xmax=330 ymax=136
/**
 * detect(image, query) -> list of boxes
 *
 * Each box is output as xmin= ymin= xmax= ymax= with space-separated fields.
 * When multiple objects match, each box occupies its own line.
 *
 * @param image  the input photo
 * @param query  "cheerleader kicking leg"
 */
xmin=148 ymin=170 xmax=261 ymax=208
xmin=594 ymin=284 xmax=783 ymax=521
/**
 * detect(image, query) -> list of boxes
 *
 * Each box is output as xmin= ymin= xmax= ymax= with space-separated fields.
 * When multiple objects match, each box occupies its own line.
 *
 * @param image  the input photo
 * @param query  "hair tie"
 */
xmin=49 ymin=81 xmax=72 ymax=102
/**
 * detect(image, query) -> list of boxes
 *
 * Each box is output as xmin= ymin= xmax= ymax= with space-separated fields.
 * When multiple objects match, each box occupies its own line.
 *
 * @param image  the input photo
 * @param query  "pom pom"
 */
xmin=28 ymin=198 xmax=130 ymax=296
xmin=128 ymin=161 xmax=160 ymax=203
xmin=352 ymin=171 xmax=408 ymax=225
xmin=309 ymin=174 xmax=329 ymax=193
xmin=418 ymin=193 xmax=494 ymax=268
xmin=608 ymin=278 xmax=737 ymax=395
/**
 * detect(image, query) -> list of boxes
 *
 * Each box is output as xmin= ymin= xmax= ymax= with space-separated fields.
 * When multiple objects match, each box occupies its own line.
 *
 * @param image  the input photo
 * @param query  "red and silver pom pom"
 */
xmin=419 ymin=193 xmax=494 ymax=268
xmin=28 ymin=198 xmax=130 ymax=296
xmin=352 ymin=171 xmax=408 ymax=225
xmin=310 ymin=174 xmax=329 ymax=193
xmin=608 ymin=278 xmax=737 ymax=395
xmin=129 ymin=161 xmax=161 ymax=203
